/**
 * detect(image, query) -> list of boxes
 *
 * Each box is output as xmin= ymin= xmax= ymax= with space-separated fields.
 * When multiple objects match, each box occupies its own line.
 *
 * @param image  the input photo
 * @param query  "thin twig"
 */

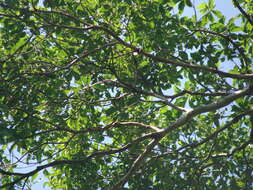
xmin=232 ymin=0 xmax=253 ymax=25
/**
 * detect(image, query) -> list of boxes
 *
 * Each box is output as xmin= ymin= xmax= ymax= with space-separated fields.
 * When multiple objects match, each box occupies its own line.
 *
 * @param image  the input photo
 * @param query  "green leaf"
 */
xmin=179 ymin=51 xmax=188 ymax=60
xmin=198 ymin=2 xmax=207 ymax=14
xmin=178 ymin=1 xmax=185 ymax=13
xmin=32 ymin=172 xmax=39 ymax=181
xmin=10 ymin=36 xmax=27 ymax=54
xmin=212 ymin=10 xmax=223 ymax=19
xmin=230 ymin=26 xmax=243 ymax=32
xmin=0 ymin=1 xmax=251 ymax=189
xmin=208 ymin=0 xmax=215 ymax=10
xmin=185 ymin=0 xmax=192 ymax=7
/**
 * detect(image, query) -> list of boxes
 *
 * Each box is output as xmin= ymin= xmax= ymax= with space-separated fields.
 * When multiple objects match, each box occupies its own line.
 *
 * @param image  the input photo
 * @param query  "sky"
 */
xmin=14 ymin=0 xmax=241 ymax=189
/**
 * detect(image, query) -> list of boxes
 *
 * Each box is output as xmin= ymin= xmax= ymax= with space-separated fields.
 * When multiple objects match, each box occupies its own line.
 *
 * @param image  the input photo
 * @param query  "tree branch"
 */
xmin=108 ymin=138 xmax=160 ymax=190
xmin=193 ymin=110 xmax=253 ymax=148
xmin=232 ymin=0 xmax=253 ymax=25
xmin=157 ymin=85 xmax=253 ymax=135
xmin=87 ymin=25 xmax=253 ymax=79
xmin=107 ymin=86 xmax=252 ymax=189
xmin=192 ymin=29 xmax=249 ymax=67
xmin=0 ymin=134 xmax=154 ymax=188
xmin=154 ymin=110 xmax=253 ymax=159
xmin=20 ymin=8 xmax=253 ymax=79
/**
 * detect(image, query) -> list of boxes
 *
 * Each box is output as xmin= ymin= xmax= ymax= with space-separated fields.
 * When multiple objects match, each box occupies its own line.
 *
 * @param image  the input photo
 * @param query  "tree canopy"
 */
xmin=0 ymin=0 xmax=253 ymax=189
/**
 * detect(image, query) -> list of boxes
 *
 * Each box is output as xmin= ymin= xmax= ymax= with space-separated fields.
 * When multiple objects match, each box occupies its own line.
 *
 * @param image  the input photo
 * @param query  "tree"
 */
xmin=0 ymin=0 xmax=252 ymax=189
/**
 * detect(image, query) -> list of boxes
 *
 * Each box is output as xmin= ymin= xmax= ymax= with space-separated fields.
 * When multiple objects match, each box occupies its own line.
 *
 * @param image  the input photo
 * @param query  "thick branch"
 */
xmin=108 ymin=85 xmax=252 ymax=189
xmin=159 ymin=85 xmax=253 ymax=135
xmin=154 ymin=110 xmax=253 ymax=159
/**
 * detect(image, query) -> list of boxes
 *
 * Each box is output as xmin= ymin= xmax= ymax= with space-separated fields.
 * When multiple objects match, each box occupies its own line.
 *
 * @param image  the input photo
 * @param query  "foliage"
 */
xmin=0 ymin=0 xmax=253 ymax=189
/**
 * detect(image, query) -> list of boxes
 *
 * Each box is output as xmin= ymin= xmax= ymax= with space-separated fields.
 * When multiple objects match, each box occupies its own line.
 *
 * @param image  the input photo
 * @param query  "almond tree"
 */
xmin=0 ymin=0 xmax=252 ymax=189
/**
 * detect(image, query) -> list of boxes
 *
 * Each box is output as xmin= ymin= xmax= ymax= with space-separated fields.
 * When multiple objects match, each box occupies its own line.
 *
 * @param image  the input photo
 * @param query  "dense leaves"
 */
xmin=0 ymin=0 xmax=252 ymax=189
